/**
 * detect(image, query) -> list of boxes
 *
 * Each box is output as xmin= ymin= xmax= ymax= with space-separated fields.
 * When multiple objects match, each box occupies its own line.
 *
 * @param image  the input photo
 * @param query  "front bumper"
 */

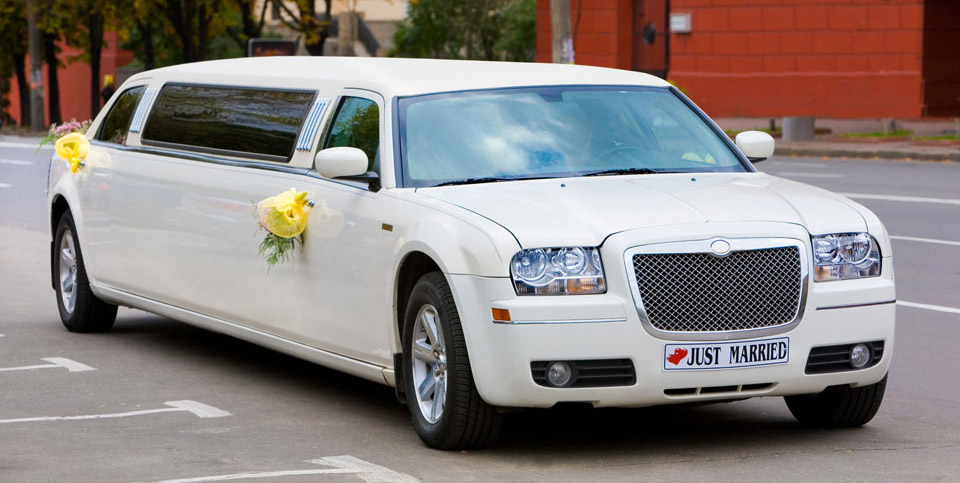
xmin=447 ymin=223 xmax=896 ymax=408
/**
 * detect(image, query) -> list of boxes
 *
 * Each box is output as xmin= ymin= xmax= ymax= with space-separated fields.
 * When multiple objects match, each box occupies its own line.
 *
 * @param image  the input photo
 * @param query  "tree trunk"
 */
xmin=137 ymin=19 xmax=156 ymax=70
xmin=43 ymin=33 xmax=61 ymax=125
xmin=14 ymin=53 xmax=29 ymax=127
xmin=87 ymin=12 xmax=104 ymax=117
xmin=198 ymin=3 xmax=210 ymax=61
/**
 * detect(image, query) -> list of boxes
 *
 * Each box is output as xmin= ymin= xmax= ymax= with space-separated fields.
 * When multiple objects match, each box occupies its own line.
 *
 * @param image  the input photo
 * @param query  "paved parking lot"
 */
xmin=2 ymin=138 xmax=959 ymax=482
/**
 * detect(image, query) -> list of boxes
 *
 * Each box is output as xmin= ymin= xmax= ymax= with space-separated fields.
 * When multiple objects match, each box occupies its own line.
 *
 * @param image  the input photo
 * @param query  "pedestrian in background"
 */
xmin=101 ymin=75 xmax=116 ymax=107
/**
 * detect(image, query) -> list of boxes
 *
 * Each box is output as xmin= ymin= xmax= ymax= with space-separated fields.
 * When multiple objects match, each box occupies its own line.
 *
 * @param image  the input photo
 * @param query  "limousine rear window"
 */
xmin=97 ymin=86 xmax=146 ymax=145
xmin=141 ymin=84 xmax=315 ymax=161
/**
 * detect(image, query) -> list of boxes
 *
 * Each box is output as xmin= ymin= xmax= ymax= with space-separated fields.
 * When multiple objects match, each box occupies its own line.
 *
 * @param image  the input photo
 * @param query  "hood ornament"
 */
xmin=710 ymin=239 xmax=732 ymax=257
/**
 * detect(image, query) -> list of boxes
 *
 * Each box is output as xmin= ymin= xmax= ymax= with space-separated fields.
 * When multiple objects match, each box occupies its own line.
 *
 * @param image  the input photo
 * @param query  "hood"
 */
xmin=416 ymin=173 xmax=867 ymax=248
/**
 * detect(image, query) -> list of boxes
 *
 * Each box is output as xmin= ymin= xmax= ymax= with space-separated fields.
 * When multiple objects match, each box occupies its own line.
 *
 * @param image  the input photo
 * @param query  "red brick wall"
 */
xmin=669 ymin=0 xmax=926 ymax=119
xmin=6 ymin=32 xmax=134 ymax=126
xmin=922 ymin=0 xmax=960 ymax=117
xmin=536 ymin=0 xmax=633 ymax=70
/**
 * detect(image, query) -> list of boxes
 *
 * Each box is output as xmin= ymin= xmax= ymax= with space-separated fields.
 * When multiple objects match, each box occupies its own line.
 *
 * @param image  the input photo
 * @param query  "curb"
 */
xmin=774 ymin=146 xmax=959 ymax=162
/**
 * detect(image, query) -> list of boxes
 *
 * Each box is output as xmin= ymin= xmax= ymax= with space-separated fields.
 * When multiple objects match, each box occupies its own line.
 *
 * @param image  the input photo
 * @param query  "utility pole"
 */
xmin=550 ymin=0 xmax=574 ymax=64
xmin=26 ymin=0 xmax=45 ymax=130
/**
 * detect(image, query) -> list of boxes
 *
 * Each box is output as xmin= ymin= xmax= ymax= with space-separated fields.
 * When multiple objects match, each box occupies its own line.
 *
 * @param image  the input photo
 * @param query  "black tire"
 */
xmin=785 ymin=374 xmax=887 ymax=427
xmin=402 ymin=272 xmax=502 ymax=449
xmin=53 ymin=211 xmax=117 ymax=333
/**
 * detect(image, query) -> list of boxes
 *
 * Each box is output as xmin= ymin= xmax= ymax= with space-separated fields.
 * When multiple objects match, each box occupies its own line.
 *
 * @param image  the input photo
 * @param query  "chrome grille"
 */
xmin=632 ymin=246 xmax=802 ymax=333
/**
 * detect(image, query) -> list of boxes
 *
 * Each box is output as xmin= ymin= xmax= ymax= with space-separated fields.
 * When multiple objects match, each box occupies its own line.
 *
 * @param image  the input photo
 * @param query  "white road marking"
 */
xmin=0 ymin=400 xmax=230 ymax=424
xmin=898 ymin=301 xmax=960 ymax=315
xmin=0 ymin=141 xmax=43 ymax=148
xmin=0 ymin=357 xmax=96 ymax=373
xmin=143 ymin=455 xmax=417 ymax=483
xmin=778 ymin=172 xmax=844 ymax=178
xmin=0 ymin=183 xmax=11 ymax=188
xmin=890 ymin=235 xmax=960 ymax=247
xmin=0 ymin=158 xmax=31 ymax=165
xmin=840 ymin=192 xmax=960 ymax=206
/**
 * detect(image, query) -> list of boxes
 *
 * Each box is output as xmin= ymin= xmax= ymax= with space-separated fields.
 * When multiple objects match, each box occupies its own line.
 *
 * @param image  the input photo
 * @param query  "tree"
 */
xmin=390 ymin=0 xmax=536 ymax=62
xmin=0 ymin=0 xmax=28 ymax=127
xmin=270 ymin=0 xmax=333 ymax=56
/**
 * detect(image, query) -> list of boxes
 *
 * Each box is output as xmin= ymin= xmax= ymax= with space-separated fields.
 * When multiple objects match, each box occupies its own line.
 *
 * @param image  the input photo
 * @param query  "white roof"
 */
xmin=128 ymin=57 xmax=671 ymax=97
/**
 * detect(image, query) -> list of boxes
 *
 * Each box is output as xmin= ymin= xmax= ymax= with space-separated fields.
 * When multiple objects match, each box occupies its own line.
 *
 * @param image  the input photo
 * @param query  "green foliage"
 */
xmin=911 ymin=134 xmax=960 ymax=141
xmin=841 ymin=130 xmax=913 ymax=138
xmin=391 ymin=0 xmax=536 ymax=62
xmin=258 ymin=231 xmax=301 ymax=267
xmin=0 ymin=0 xmax=26 ymax=124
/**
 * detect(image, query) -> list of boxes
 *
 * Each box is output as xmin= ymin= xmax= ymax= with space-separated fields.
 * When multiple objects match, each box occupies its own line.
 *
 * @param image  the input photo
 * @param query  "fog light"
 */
xmin=850 ymin=344 xmax=871 ymax=369
xmin=546 ymin=362 xmax=573 ymax=387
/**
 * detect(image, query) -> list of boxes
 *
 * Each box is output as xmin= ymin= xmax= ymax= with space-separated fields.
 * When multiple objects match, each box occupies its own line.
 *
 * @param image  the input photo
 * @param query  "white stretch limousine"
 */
xmin=48 ymin=57 xmax=895 ymax=449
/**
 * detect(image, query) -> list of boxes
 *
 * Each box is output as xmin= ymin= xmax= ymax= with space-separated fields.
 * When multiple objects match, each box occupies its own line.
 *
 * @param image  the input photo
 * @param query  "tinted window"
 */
xmin=142 ymin=84 xmax=315 ymax=159
xmin=96 ymin=86 xmax=145 ymax=145
xmin=324 ymin=97 xmax=379 ymax=171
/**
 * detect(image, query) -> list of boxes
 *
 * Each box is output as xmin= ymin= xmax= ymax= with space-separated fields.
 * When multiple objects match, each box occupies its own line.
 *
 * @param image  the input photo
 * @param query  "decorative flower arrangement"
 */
xmin=256 ymin=188 xmax=314 ymax=267
xmin=37 ymin=119 xmax=93 ymax=173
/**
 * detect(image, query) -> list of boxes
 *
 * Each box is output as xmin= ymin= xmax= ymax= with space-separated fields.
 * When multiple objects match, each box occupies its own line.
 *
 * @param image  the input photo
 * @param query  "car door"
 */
xmin=80 ymin=84 xmax=148 ymax=286
xmin=105 ymin=83 xmax=322 ymax=333
xmin=282 ymin=90 xmax=399 ymax=367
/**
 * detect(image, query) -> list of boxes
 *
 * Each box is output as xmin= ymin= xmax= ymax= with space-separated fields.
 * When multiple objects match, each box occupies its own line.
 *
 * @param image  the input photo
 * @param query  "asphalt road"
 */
xmin=1 ymin=138 xmax=958 ymax=482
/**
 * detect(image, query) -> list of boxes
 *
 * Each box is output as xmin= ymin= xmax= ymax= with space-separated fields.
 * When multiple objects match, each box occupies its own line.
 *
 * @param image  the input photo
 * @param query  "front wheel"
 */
xmin=402 ymin=272 xmax=502 ymax=449
xmin=784 ymin=374 xmax=887 ymax=427
xmin=53 ymin=211 xmax=117 ymax=332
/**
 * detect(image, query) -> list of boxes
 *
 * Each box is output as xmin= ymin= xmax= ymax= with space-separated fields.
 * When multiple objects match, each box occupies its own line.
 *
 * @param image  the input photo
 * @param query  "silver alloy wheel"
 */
xmin=59 ymin=229 xmax=78 ymax=313
xmin=411 ymin=304 xmax=447 ymax=424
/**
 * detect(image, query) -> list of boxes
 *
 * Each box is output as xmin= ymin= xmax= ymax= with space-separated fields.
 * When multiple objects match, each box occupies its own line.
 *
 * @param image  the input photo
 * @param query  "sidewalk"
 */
xmin=716 ymin=118 xmax=959 ymax=162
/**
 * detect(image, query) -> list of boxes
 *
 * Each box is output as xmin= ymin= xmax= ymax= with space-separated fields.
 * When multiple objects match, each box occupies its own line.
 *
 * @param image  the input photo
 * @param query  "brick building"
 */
xmin=536 ymin=0 xmax=960 ymax=118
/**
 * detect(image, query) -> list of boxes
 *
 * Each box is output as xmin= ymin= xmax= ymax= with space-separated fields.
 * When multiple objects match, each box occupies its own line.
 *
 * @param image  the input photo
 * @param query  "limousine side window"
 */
xmin=324 ymin=97 xmax=379 ymax=172
xmin=141 ymin=84 xmax=315 ymax=160
xmin=96 ymin=86 xmax=146 ymax=145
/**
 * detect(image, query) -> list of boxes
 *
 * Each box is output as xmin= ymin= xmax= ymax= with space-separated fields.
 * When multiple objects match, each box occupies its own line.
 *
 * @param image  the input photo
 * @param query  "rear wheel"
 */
xmin=785 ymin=374 xmax=887 ymax=427
xmin=402 ymin=272 xmax=502 ymax=449
xmin=54 ymin=211 xmax=117 ymax=332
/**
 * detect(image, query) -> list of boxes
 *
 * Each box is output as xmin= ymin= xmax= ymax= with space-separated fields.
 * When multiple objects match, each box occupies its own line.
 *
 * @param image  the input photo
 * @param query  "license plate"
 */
xmin=663 ymin=337 xmax=789 ymax=371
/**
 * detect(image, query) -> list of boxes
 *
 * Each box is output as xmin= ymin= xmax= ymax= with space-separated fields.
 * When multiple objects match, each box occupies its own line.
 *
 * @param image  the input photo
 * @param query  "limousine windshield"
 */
xmin=397 ymin=85 xmax=748 ymax=188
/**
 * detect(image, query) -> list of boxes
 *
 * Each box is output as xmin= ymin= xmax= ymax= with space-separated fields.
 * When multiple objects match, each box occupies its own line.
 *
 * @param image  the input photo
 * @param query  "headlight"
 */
xmin=812 ymin=233 xmax=881 ymax=282
xmin=511 ymin=247 xmax=606 ymax=295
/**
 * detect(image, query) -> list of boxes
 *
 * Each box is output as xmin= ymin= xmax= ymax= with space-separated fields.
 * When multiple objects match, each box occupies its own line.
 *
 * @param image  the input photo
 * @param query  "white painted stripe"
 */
xmin=146 ymin=455 xmax=417 ymax=483
xmin=778 ymin=172 xmax=844 ymax=178
xmin=0 ymin=158 xmax=31 ymax=165
xmin=0 ymin=357 xmax=95 ymax=373
xmin=898 ymin=301 xmax=960 ymax=315
xmin=890 ymin=235 xmax=960 ymax=247
xmin=0 ymin=400 xmax=230 ymax=424
xmin=0 ymin=141 xmax=42 ymax=148
xmin=0 ymin=183 xmax=11 ymax=188
xmin=840 ymin=192 xmax=960 ymax=206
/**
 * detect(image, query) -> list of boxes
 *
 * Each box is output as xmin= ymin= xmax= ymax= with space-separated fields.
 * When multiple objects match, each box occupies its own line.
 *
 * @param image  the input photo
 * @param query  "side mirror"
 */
xmin=735 ymin=130 xmax=775 ymax=162
xmin=314 ymin=147 xmax=369 ymax=179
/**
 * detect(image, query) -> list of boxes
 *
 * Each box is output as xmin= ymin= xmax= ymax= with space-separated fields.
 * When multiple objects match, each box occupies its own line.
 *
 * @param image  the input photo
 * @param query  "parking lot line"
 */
xmin=840 ymin=192 xmax=960 ymax=206
xmin=0 ymin=158 xmax=31 ymax=165
xmin=777 ymin=172 xmax=844 ymax=178
xmin=145 ymin=455 xmax=417 ymax=483
xmin=890 ymin=235 xmax=960 ymax=247
xmin=0 ymin=183 xmax=11 ymax=188
xmin=0 ymin=357 xmax=96 ymax=373
xmin=898 ymin=301 xmax=960 ymax=316
xmin=0 ymin=400 xmax=231 ymax=424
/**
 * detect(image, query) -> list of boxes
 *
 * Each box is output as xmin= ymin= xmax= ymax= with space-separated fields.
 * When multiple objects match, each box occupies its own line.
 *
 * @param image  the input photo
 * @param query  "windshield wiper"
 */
xmin=433 ymin=176 xmax=558 ymax=187
xmin=581 ymin=167 xmax=666 ymax=177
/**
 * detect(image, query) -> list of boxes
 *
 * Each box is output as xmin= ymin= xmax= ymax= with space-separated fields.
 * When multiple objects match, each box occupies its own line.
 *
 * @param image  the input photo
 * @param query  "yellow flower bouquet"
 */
xmin=255 ymin=188 xmax=313 ymax=266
